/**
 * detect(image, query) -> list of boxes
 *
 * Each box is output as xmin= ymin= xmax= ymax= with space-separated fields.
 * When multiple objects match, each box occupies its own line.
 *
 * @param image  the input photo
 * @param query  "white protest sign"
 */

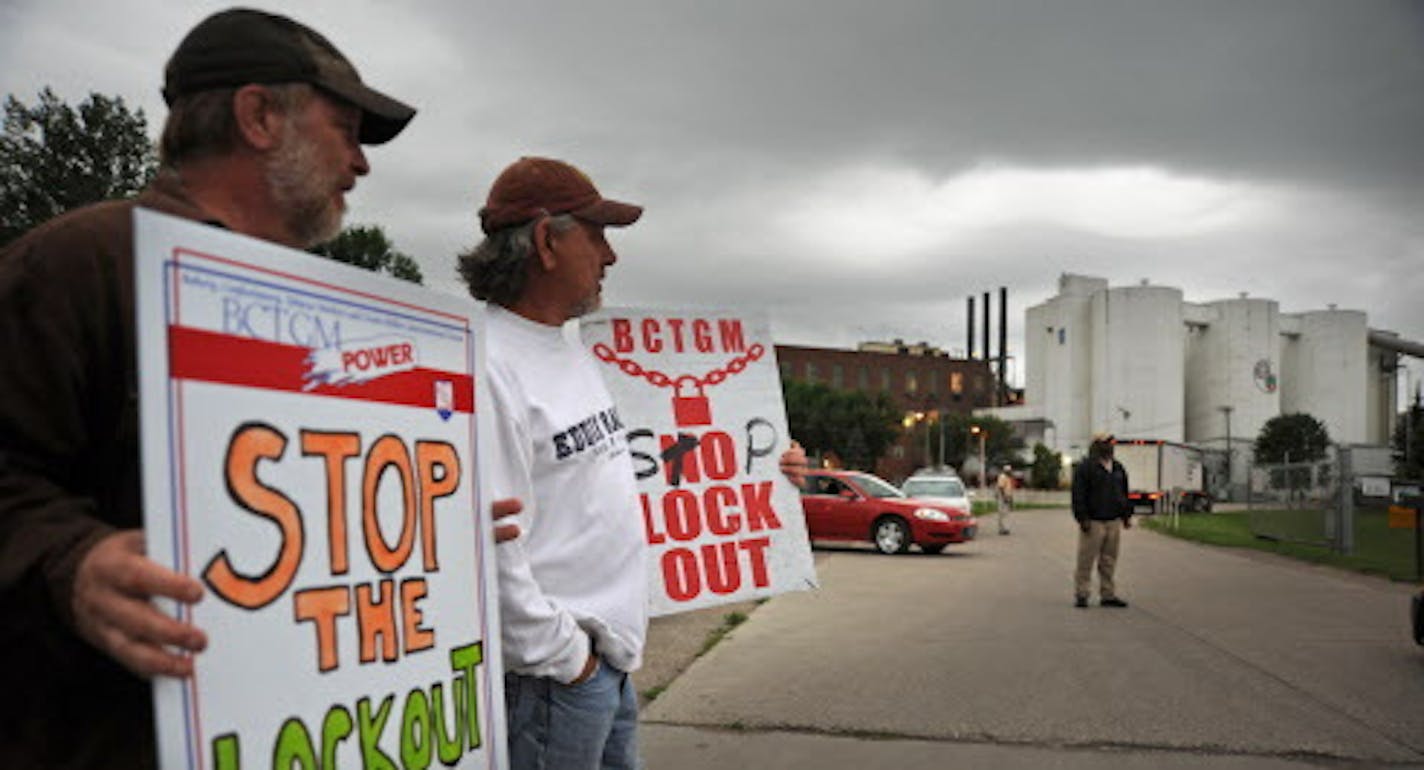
xmin=580 ymin=308 xmax=817 ymax=616
xmin=135 ymin=209 xmax=506 ymax=770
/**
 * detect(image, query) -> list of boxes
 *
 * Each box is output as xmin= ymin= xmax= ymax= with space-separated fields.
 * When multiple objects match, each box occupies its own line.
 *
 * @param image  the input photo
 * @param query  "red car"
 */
xmin=800 ymin=469 xmax=977 ymax=554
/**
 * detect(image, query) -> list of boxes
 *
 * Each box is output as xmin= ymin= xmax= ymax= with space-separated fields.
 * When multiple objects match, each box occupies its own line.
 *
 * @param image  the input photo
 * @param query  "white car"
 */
xmin=901 ymin=473 xmax=972 ymax=514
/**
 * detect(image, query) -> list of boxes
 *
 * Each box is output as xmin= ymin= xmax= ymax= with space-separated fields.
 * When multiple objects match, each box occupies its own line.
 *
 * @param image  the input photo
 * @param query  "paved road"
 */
xmin=641 ymin=510 xmax=1424 ymax=769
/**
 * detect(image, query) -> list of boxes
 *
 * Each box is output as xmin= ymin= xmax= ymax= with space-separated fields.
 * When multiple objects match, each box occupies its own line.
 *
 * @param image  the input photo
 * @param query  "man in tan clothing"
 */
xmin=995 ymin=464 xmax=1015 ymax=535
xmin=1070 ymin=435 xmax=1132 ymax=608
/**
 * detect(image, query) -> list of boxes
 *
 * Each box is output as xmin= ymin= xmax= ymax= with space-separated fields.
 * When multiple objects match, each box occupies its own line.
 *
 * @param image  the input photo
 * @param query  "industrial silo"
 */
xmin=1183 ymin=297 xmax=1281 ymax=497
xmin=1090 ymin=282 xmax=1185 ymax=442
xmin=1027 ymin=274 xmax=1105 ymax=456
xmin=1280 ymin=308 xmax=1368 ymax=444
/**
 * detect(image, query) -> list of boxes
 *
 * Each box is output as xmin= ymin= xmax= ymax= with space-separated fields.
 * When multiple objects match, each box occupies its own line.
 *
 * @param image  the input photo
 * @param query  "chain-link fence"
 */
xmin=1247 ymin=455 xmax=1338 ymax=546
xmin=1247 ymin=445 xmax=1422 ymax=580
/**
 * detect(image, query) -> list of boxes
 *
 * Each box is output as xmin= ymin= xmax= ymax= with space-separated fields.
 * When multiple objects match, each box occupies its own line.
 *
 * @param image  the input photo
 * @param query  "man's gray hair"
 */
xmin=458 ymin=214 xmax=578 ymax=307
xmin=159 ymin=82 xmax=313 ymax=169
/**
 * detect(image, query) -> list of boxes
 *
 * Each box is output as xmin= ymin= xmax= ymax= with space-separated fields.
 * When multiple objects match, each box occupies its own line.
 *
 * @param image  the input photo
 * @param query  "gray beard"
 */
xmin=569 ymin=291 xmax=602 ymax=320
xmin=265 ymin=124 xmax=343 ymax=248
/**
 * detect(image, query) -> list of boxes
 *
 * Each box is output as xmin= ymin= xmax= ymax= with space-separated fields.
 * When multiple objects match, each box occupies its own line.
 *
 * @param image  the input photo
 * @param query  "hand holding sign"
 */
xmin=780 ymin=440 xmax=809 ymax=487
xmin=493 ymin=497 xmax=523 ymax=542
xmin=72 ymin=529 xmax=207 ymax=678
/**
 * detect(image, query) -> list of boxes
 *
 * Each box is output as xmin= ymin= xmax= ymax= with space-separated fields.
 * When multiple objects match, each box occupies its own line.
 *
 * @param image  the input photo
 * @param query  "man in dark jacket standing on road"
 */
xmin=1071 ymin=434 xmax=1133 ymax=608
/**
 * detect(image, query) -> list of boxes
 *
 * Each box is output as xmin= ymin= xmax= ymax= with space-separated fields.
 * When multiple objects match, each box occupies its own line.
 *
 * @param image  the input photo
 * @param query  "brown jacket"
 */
xmin=0 ymin=174 xmax=219 ymax=769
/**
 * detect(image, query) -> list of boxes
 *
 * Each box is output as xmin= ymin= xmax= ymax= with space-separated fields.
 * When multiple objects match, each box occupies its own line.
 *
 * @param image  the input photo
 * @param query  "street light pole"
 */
xmin=971 ymin=424 xmax=987 ymax=493
xmin=938 ymin=414 xmax=946 ymax=469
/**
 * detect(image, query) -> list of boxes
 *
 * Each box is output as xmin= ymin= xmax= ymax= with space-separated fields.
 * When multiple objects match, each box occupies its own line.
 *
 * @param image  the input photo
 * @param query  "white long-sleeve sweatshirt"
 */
xmin=484 ymin=305 xmax=647 ymax=683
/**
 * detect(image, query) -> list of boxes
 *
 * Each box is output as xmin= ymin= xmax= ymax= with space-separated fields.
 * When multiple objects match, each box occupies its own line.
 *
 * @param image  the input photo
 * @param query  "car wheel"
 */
xmin=921 ymin=544 xmax=946 ymax=555
xmin=872 ymin=516 xmax=911 ymax=555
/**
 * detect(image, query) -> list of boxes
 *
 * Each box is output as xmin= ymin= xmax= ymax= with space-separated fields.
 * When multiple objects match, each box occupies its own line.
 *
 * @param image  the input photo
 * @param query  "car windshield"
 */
xmin=847 ymin=472 xmax=905 ymax=499
xmin=904 ymin=478 xmax=965 ymax=497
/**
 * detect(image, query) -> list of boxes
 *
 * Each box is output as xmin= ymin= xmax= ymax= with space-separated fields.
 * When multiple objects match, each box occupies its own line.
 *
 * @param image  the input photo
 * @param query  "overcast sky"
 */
xmin=3 ymin=0 xmax=1422 ymax=389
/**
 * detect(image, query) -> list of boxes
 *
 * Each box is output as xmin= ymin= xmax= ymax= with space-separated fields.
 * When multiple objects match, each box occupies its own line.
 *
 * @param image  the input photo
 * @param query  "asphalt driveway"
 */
xmin=639 ymin=509 xmax=1424 ymax=769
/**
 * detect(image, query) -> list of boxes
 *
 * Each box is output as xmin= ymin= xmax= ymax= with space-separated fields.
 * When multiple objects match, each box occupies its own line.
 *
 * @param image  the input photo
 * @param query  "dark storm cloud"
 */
xmin=3 ymin=0 xmax=1421 ymax=376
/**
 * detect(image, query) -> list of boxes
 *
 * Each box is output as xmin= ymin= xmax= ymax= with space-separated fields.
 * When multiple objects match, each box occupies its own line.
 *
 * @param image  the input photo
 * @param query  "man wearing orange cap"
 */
xmin=461 ymin=157 xmax=649 ymax=769
xmin=0 ymin=9 xmax=416 ymax=767
xmin=460 ymin=157 xmax=805 ymax=769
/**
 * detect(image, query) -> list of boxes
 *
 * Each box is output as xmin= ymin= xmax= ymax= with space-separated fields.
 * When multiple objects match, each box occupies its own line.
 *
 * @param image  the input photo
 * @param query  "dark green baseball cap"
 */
xmin=162 ymin=8 xmax=415 ymax=144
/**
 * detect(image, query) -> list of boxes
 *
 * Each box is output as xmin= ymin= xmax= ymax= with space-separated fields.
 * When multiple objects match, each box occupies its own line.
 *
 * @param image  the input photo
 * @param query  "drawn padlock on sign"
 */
xmin=671 ymin=375 xmax=712 ymax=427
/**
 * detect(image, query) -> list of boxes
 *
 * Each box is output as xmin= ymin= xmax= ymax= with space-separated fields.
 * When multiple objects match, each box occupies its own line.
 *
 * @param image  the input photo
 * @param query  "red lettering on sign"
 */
xmin=741 ymin=481 xmax=782 ymax=531
xmin=644 ymin=482 xmax=785 ymax=545
xmin=606 ymin=317 xmax=746 ymax=355
xmin=340 ymin=342 xmax=413 ymax=373
xmin=658 ymin=536 xmax=774 ymax=602
xmin=641 ymin=494 xmax=666 ymax=545
xmin=663 ymin=489 xmax=701 ymax=541
xmin=612 ymin=318 xmax=634 ymax=353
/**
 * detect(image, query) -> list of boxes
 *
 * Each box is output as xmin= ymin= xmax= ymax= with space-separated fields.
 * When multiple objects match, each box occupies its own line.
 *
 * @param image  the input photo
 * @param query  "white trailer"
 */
xmin=1113 ymin=439 xmax=1212 ymax=513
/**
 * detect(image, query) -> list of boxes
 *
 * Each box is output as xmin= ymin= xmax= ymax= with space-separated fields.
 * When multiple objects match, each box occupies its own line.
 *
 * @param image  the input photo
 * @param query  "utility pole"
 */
xmin=1220 ymin=405 xmax=1235 ymax=501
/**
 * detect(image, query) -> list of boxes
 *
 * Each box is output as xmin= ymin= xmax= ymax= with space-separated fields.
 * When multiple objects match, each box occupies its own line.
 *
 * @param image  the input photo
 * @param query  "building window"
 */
xmin=1058 ymin=328 xmax=1066 ymax=345
xmin=906 ymin=371 xmax=918 ymax=393
xmin=880 ymin=368 xmax=891 ymax=391
xmin=806 ymin=362 xmax=818 ymax=383
xmin=857 ymin=366 xmax=869 ymax=390
xmin=950 ymin=372 xmax=964 ymax=395
xmin=927 ymin=369 xmax=939 ymax=394
xmin=832 ymin=364 xmax=844 ymax=388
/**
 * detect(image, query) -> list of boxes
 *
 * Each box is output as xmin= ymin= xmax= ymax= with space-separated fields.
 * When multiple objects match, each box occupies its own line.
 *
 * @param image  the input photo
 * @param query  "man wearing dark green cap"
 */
xmin=0 ymin=9 xmax=415 ymax=767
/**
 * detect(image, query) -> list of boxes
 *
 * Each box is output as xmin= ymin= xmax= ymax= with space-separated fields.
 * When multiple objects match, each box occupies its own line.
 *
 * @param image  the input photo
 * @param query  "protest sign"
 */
xmin=580 ymin=308 xmax=817 ymax=616
xmin=135 ymin=209 xmax=505 ymax=770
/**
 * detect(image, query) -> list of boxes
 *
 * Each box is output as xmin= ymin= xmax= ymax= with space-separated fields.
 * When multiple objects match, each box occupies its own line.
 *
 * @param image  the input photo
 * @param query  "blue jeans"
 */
xmin=505 ymin=660 xmax=641 ymax=770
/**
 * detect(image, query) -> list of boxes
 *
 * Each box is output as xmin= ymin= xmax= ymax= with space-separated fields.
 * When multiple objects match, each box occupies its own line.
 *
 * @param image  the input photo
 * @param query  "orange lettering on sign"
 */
xmin=205 ymin=423 xmax=304 ymax=609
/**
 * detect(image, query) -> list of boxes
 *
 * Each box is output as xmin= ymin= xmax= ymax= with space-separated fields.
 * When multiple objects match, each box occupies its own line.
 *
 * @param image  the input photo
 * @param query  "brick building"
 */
xmin=775 ymin=340 xmax=997 ymax=481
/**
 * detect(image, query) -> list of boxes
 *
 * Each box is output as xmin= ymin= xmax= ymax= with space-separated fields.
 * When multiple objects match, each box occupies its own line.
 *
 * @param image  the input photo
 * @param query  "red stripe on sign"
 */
xmin=168 ymin=326 xmax=473 ymax=413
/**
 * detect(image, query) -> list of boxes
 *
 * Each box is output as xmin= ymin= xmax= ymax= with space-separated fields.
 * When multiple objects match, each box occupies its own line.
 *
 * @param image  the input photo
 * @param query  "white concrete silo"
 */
xmin=1182 ymin=297 xmax=1281 ymax=494
xmin=1183 ymin=298 xmax=1282 ymax=443
xmin=1025 ymin=274 xmax=1105 ymax=456
xmin=1090 ymin=283 xmax=1185 ymax=442
xmin=1280 ymin=309 xmax=1369 ymax=444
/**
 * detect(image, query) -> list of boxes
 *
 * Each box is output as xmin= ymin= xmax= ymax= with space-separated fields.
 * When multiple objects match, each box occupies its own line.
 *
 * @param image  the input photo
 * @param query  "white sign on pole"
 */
xmin=135 ymin=210 xmax=505 ymax=770
xmin=580 ymin=307 xmax=818 ymax=616
xmin=1360 ymin=476 xmax=1392 ymax=498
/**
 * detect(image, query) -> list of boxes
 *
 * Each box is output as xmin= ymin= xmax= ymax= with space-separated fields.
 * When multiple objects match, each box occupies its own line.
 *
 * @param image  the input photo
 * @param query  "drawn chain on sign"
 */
xmin=592 ymin=343 xmax=766 ymax=427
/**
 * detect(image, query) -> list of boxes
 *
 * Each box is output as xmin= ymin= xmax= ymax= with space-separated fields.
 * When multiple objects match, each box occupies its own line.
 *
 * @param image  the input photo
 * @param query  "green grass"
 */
xmin=696 ymin=611 xmax=750 ymax=658
xmin=971 ymin=500 xmax=1063 ymax=514
xmin=1144 ymin=509 xmax=1422 ymax=582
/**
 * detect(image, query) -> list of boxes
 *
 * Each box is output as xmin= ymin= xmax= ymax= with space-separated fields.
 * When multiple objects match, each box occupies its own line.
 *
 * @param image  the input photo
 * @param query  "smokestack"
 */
xmin=967 ymin=296 xmax=975 ymax=359
xmin=998 ymin=286 xmax=1008 ymax=406
xmin=981 ymin=291 xmax=990 ymax=370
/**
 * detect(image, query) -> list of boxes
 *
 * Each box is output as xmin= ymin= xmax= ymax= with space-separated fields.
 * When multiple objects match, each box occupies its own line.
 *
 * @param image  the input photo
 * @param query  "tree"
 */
xmin=1029 ymin=442 xmax=1064 ymax=489
xmin=782 ymin=379 xmax=901 ymax=469
xmin=1 ymin=88 xmax=157 ymax=247
xmin=936 ymin=412 xmax=1022 ymax=474
xmin=1393 ymin=388 xmax=1424 ymax=480
xmin=1253 ymin=412 xmax=1331 ymax=464
xmin=311 ymin=224 xmax=424 ymax=284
